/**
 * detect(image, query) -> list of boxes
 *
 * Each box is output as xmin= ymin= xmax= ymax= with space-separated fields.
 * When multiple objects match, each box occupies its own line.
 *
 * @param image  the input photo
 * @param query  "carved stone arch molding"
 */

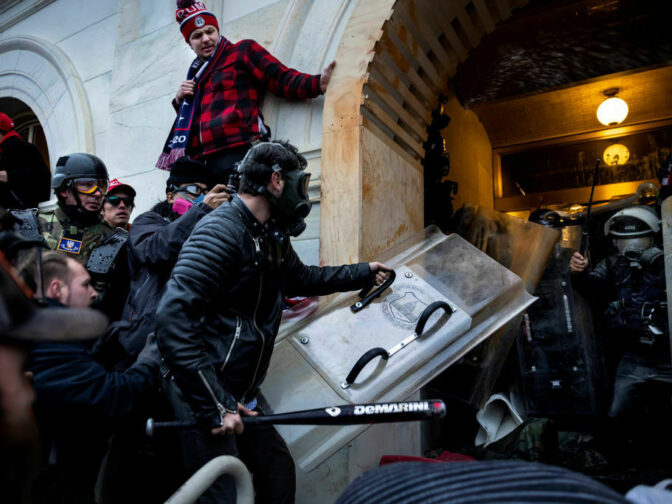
xmin=265 ymin=0 xmax=357 ymax=151
xmin=262 ymin=0 xmax=359 ymax=265
xmin=0 ymin=35 xmax=94 ymax=168
xmin=321 ymin=0 xmax=528 ymax=265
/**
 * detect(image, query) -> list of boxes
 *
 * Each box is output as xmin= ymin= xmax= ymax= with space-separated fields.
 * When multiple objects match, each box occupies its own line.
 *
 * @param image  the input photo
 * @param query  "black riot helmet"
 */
xmin=52 ymin=153 xmax=110 ymax=223
xmin=52 ymin=153 xmax=109 ymax=192
xmin=238 ymin=141 xmax=312 ymax=236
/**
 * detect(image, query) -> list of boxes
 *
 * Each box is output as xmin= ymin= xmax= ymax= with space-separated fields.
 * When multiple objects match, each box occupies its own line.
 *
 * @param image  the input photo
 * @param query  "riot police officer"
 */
xmin=12 ymin=153 xmax=129 ymax=320
xmin=570 ymin=205 xmax=671 ymax=427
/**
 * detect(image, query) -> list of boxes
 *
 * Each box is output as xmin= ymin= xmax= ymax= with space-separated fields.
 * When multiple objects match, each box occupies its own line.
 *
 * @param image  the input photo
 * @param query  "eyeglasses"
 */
xmin=173 ymin=184 xmax=207 ymax=197
xmin=73 ymin=178 xmax=109 ymax=195
xmin=105 ymin=196 xmax=135 ymax=207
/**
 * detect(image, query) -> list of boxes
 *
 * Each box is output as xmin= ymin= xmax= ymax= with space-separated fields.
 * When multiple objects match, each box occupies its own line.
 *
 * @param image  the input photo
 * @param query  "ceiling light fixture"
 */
xmin=597 ymin=88 xmax=628 ymax=126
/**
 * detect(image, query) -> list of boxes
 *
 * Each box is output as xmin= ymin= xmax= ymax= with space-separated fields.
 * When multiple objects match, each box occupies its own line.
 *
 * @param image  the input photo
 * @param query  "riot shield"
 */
xmin=441 ymin=205 xmax=560 ymax=408
xmin=262 ymin=226 xmax=536 ymax=471
xmin=662 ymin=196 xmax=672 ymax=365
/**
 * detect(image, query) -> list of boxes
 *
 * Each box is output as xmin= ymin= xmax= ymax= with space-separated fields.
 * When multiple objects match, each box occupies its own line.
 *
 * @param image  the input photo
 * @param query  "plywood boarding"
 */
xmin=322 ymin=0 xmax=528 ymax=265
xmin=321 ymin=0 xmax=395 ymax=266
xmin=361 ymin=0 xmax=528 ymax=165
xmin=360 ymin=126 xmax=424 ymax=260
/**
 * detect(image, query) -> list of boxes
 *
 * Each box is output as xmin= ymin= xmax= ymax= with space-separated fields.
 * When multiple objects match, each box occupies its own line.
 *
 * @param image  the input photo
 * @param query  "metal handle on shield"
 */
xmin=351 ymin=270 xmax=396 ymax=313
xmin=341 ymin=301 xmax=453 ymax=389
xmin=341 ymin=347 xmax=389 ymax=389
xmin=414 ymin=301 xmax=453 ymax=335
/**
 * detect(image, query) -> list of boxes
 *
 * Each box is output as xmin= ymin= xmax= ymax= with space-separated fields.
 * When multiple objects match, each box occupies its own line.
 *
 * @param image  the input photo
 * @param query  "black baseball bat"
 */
xmin=146 ymin=399 xmax=446 ymax=436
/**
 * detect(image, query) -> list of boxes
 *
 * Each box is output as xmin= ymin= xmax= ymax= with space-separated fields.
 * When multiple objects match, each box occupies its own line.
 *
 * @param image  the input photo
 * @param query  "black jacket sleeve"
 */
xmin=129 ymin=203 xmax=211 ymax=270
xmin=571 ymin=258 xmax=610 ymax=299
xmin=282 ymin=243 xmax=373 ymax=298
xmin=155 ymin=212 xmax=241 ymax=427
xmin=0 ymin=137 xmax=50 ymax=208
xmin=29 ymin=342 xmax=155 ymax=422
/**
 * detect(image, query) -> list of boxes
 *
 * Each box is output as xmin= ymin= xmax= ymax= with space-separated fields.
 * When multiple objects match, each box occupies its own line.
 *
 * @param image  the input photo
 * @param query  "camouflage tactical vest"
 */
xmin=12 ymin=206 xmax=129 ymax=320
xmin=37 ymin=207 xmax=115 ymax=265
xmin=12 ymin=206 xmax=127 ymax=273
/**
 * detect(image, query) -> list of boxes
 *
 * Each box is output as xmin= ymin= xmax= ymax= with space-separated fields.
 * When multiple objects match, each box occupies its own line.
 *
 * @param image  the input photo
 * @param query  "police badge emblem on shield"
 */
xmin=195 ymin=16 xmax=205 ymax=27
xmin=57 ymin=236 xmax=82 ymax=254
xmin=382 ymin=284 xmax=431 ymax=330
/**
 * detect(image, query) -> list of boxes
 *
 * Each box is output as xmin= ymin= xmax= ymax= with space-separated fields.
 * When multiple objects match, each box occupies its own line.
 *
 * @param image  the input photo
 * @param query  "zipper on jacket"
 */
xmin=220 ymin=316 xmax=242 ymax=372
xmin=198 ymin=369 xmax=228 ymax=418
xmin=242 ymin=247 xmax=265 ymax=402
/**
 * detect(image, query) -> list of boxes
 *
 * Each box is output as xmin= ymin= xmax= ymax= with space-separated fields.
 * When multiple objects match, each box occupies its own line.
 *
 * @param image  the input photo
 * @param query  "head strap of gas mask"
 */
xmin=238 ymin=144 xmax=283 ymax=198
xmin=236 ymin=142 xmax=300 ymax=199
xmin=238 ymin=142 xmax=311 ymax=236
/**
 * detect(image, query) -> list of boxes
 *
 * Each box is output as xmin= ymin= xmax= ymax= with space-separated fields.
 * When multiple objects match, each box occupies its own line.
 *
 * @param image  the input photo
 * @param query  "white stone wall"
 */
xmin=0 ymin=0 xmax=120 ymax=169
xmin=0 ymin=0 xmax=356 ymax=264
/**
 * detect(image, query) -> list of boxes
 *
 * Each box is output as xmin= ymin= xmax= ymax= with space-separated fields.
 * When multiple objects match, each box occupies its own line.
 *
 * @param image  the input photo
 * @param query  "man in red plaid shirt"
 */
xmin=163 ymin=1 xmax=335 ymax=186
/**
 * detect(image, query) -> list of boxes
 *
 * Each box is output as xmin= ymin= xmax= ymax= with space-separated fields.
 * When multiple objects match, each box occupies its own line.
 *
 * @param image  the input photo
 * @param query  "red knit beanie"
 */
xmin=176 ymin=1 xmax=219 ymax=42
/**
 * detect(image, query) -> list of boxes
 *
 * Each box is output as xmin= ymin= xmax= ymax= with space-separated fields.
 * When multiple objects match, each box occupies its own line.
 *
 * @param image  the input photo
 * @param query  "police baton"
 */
xmin=579 ymin=158 xmax=601 ymax=256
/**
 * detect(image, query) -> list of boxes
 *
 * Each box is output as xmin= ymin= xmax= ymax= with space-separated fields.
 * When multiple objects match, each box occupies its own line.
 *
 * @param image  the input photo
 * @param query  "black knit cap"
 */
xmin=167 ymin=157 xmax=211 ymax=189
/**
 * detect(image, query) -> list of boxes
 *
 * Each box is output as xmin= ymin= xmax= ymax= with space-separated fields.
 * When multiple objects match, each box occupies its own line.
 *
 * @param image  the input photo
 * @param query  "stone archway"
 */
xmin=0 ymin=35 xmax=94 ymax=168
xmin=321 ymin=0 xmax=528 ymax=265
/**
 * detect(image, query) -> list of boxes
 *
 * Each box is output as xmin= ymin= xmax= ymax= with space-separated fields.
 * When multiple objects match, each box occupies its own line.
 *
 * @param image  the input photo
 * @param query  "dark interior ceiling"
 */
xmin=455 ymin=0 xmax=672 ymax=109
xmin=0 ymin=97 xmax=33 ymax=119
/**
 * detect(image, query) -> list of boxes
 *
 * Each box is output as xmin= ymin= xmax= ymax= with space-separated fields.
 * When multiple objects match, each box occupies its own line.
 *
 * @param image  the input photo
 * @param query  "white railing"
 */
xmin=165 ymin=456 xmax=253 ymax=504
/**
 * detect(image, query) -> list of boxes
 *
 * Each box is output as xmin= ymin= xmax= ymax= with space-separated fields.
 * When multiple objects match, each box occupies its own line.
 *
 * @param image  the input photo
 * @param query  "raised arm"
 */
xmin=242 ymin=40 xmax=323 ymax=99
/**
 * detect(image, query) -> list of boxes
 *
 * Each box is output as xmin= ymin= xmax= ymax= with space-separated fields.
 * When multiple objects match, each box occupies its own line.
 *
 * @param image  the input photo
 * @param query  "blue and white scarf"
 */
xmin=155 ymin=37 xmax=229 ymax=170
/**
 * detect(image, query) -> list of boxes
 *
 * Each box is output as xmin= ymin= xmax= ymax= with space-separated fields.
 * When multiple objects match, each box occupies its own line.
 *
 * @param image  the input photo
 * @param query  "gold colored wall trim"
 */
xmin=493 ymin=118 xmax=672 ymax=210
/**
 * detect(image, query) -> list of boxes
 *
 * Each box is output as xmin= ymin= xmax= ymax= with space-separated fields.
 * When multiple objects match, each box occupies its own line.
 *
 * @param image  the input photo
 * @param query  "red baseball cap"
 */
xmin=107 ymin=178 xmax=137 ymax=198
xmin=0 ymin=113 xmax=15 ymax=133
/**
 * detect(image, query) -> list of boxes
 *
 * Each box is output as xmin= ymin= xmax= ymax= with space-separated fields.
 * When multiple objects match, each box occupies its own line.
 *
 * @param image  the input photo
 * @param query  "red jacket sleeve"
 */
xmin=241 ymin=39 xmax=322 ymax=99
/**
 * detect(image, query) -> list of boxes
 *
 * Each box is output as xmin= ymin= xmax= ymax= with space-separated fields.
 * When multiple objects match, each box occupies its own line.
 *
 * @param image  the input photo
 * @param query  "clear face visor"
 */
xmin=613 ymin=236 xmax=654 ymax=260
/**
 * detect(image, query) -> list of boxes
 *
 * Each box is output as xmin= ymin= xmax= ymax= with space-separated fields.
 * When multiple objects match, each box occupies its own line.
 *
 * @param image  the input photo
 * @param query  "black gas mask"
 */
xmin=239 ymin=142 xmax=313 ymax=237
xmin=613 ymin=236 xmax=654 ymax=269
xmin=269 ymin=168 xmax=312 ymax=236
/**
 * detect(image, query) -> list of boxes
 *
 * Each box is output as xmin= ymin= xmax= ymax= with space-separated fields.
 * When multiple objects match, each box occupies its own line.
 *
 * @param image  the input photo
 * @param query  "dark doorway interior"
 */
xmin=0 ymin=97 xmax=50 ymax=167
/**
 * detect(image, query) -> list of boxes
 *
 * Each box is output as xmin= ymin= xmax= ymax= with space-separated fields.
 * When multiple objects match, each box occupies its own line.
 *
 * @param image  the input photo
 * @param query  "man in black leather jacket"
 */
xmin=155 ymin=141 xmax=389 ymax=503
xmin=94 ymin=158 xmax=229 ymax=504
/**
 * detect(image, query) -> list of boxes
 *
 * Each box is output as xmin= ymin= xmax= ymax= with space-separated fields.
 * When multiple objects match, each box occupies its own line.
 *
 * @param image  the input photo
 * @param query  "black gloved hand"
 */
xmin=136 ymin=332 xmax=162 ymax=369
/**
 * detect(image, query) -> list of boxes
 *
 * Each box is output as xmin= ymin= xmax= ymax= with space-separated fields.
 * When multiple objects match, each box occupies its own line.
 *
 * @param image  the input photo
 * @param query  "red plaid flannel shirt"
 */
xmin=187 ymin=38 xmax=322 ymax=158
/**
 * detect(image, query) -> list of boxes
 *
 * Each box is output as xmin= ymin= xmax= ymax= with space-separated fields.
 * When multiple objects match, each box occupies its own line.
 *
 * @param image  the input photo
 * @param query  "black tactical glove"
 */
xmin=135 ymin=332 xmax=162 ymax=369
